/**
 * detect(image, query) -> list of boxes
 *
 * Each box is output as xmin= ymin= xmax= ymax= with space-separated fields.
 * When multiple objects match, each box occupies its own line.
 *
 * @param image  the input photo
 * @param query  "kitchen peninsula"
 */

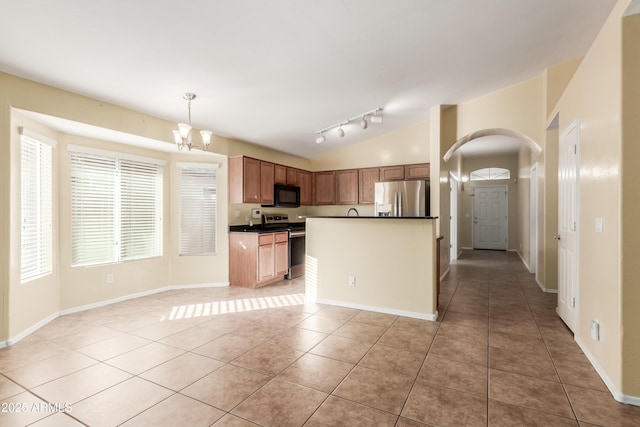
xmin=304 ymin=216 xmax=438 ymax=320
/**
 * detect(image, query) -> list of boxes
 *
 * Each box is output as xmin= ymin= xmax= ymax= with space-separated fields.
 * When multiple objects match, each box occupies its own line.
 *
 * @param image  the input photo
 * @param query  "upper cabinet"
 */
xmin=274 ymin=164 xmax=287 ymax=184
xmin=298 ymin=170 xmax=312 ymax=205
xmin=380 ymin=165 xmax=405 ymax=181
xmin=405 ymin=163 xmax=430 ymax=180
xmin=359 ymin=168 xmax=380 ymax=205
xmin=314 ymin=171 xmax=336 ymax=205
xmin=260 ymin=161 xmax=275 ymax=205
xmin=335 ymin=169 xmax=358 ymax=205
xmin=286 ymin=167 xmax=298 ymax=185
xmin=229 ymin=156 xmax=261 ymax=203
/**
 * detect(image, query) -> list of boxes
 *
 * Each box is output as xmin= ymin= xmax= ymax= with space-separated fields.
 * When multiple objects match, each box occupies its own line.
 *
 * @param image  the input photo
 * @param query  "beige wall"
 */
xmin=621 ymin=7 xmax=640 ymax=398
xmin=552 ymin=0 xmax=626 ymax=397
xmin=306 ymin=218 xmax=437 ymax=318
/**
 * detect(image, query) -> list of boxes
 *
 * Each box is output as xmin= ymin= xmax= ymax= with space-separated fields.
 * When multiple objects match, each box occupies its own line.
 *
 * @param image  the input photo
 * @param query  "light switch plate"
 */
xmin=595 ymin=218 xmax=604 ymax=233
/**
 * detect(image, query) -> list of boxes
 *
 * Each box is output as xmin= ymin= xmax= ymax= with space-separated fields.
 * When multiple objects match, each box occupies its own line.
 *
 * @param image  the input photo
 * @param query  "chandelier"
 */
xmin=172 ymin=93 xmax=212 ymax=151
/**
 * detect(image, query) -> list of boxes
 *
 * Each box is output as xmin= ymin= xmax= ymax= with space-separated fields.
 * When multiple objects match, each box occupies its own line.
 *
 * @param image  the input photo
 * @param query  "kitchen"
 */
xmin=227 ymin=153 xmax=438 ymax=319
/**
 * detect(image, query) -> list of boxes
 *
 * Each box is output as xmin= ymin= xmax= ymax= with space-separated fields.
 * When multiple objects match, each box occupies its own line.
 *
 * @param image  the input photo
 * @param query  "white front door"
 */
xmin=473 ymin=185 xmax=507 ymax=250
xmin=557 ymin=121 xmax=579 ymax=332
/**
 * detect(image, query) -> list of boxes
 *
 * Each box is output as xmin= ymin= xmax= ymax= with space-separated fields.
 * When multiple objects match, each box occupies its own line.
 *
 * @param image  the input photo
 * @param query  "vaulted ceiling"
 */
xmin=0 ymin=0 xmax=617 ymax=158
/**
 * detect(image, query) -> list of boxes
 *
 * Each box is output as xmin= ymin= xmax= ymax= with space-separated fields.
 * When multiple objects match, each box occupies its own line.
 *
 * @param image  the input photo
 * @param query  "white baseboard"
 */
xmin=461 ymin=246 xmax=473 ymax=250
xmin=309 ymin=297 xmax=438 ymax=322
xmin=535 ymin=278 xmax=559 ymax=294
xmin=0 ymin=282 xmax=229 ymax=348
xmin=575 ymin=336 xmax=640 ymax=406
xmin=516 ymin=250 xmax=531 ymax=272
xmin=440 ymin=266 xmax=450 ymax=282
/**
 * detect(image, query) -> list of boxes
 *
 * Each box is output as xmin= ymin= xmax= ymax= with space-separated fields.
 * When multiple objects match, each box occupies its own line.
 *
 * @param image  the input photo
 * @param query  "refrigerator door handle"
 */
xmin=397 ymin=190 xmax=402 ymax=217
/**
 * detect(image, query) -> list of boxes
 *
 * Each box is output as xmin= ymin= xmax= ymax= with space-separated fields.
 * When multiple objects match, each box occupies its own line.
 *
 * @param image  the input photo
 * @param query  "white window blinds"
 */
xmin=179 ymin=163 xmax=217 ymax=255
xmin=20 ymin=130 xmax=53 ymax=282
xmin=70 ymin=148 xmax=163 ymax=267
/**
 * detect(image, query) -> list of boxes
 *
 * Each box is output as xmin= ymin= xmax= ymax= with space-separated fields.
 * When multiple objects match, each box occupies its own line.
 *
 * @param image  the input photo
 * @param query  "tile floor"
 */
xmin=1 ymin=250 xmax=640 ymax=426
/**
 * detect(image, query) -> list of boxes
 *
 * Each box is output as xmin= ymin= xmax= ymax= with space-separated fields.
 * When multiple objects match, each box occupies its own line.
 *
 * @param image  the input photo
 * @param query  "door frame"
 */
xmin=450 ymin=173 xmax=459 ymax=261
xmin=530 ymin=164 xmax=538 ymax=275
xmin=472 ymin=185 xmax=508 ymax=250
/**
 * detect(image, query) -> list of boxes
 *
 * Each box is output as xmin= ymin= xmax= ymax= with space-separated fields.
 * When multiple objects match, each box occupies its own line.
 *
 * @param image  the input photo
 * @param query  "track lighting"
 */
xmin=172 ymin=93 xmax=213 ymax=151
xmin=314 ymin=107 xmax=383 ymax=144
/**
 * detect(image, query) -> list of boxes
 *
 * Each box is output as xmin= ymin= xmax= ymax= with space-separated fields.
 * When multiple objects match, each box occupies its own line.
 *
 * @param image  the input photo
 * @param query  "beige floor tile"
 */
xmin=268 ymin=327 xmax=327 ymax=352
xmin=232 ymin=379 xmax=327 ymax=427
xmin=438 ymin=322 xmax=489 ymax=346
xmin=181 ymin=364 xmax=271 ymax=411
xmin=377 ymin=327 xmax=434 ymax=353
xmin=4 ymin=351 xmax=97 ymax=389
xmin=418 ymin=354 xmax=488 ymax=397
xmin=565 ymin=384 xmax=640 ymax=426
xmin=231 ymin=340 xmax=303 ymax=375
xmin=121 ymin=393 xmax=225 ymax=427
xmin=332 ymin=320 xmax=388 ymax=343
xmin=333 ymin=366 xmax=414 ymax=414
xmin=0 ymin=374 xmax=25 ymax=400
xmin=158 ymin=325 xmax=226 ymax=350
xmin=430 ymin=335 xmax=487 ymax=366
xmin=391 ymin=317 xmax=440 ymax=335
xmin=0 ymin=336 xmax=67 ymax=373
xmin=488 ymin=399 xmax=578 ymax=426
xmin=489 ymin=345 xmax=559 ymax=382
xmin=0 ymin=391 xmax=51 ymax=427
xmin=212 ymin=414 xmax=261 ymax=426
xmin=295 ymin=314 xmax=347 ymax=334
xmin=305 ymin=395 xmax=397 ymax=426
xmin=29 ymin=412 xmax=86 ymax=426
xmin=75 ymin=333 xmax=151 ymax=361
xmin=554 ymin=359 xmax=608 ymax=391
xmin=105 ymin=341 xmax=184 ymax=375
xmin=140 ymin=352 xmax=224 ymax=391
xmin=402 ymin=382 xmax=487 ymax=426
xmin=315 ymin=305 xmax=360 ymax=321
xmin=351 ymin=310 xmax=397 ymax=328
xmin=447 ymin=301 xmax=490 ymax=317
xmin=277 ymin=353 xmax=353 ymax=393
xmin=191 ymin=333 xmax=267 ymax=362
xmin=442 ymin=311 xmax=489 ymax=330
xmin=129 ymin=319 xmax=194 ymax=341
xmin=395 ymin=417 xmax=431 ymax=427
xmin=309 ymin=335 xmax=372 ymax=364
xmin=50 ymin=324 xmax=121 ymax=349
xmin=31 ymin=363 xmax=131 ymax=404
xmin=359 ymin=343 xmax=425 ymax=378
xmin=489 ymin=369 xmax=574 ymax=419
xmin=71 ymin=377 xmax=173 ymax=427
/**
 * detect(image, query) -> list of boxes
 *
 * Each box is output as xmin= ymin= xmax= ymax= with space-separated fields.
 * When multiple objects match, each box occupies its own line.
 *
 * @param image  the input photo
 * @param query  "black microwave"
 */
xmin=264 ymin=184 xmax=300 ymax=208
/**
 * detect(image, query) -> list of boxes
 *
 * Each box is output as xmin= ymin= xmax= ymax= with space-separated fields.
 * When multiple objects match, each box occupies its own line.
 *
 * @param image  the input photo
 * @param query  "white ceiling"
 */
xmin=0 ymin=0 xmax=616 ymax=159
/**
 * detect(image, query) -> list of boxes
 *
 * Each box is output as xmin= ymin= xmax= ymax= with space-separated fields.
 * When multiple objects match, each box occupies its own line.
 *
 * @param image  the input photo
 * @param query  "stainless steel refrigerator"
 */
xmin=374 ymin=180 xmax=430 ymax=217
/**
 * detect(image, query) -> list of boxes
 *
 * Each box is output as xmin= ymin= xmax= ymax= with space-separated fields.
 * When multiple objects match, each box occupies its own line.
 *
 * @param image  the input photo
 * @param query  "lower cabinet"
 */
xmin=230 ymin=232 xmax=289 ymax=288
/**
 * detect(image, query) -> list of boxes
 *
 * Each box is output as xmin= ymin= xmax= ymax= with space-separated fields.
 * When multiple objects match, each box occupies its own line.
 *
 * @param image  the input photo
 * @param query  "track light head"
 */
xmin=360 ymin=116 xmax=368 ymax=129
xmin=315 ymin=133 xmax=326 ymax=144
xmin=337 ymin=126 xmax=345 ymax=137
xmin=371 ymin=110 xmax=383 ymax=124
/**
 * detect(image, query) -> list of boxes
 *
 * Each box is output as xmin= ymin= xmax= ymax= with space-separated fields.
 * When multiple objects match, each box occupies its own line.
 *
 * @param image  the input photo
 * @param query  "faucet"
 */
xmin=347 ymin=207 xmax=359 ymax=217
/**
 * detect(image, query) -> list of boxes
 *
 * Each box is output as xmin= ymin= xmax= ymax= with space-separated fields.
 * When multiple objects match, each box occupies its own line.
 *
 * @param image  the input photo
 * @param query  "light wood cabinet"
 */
xmin=405 ymin=163 xmax=430 ymax=180
xmin=359 ymin=168 xmax=380 ymax=204
xmin=380 ymin=166 xmax=405 ymax=181
xmin=298 ymin=170 xmax=312 ymax=205
xmin=335 ymin=169 xmax=359 ymax=205
xmin=229 ymin=156 xmax=261 ymax=203
xmin=260 ymin=161 xmax=275 ymax=205
xmin=274 ymin=164 xmax=287 ymax=184
xmin=314 ymin=171 xmax=336 ymax=205
xmin=229 ymin=231 xmax=289 ymax=288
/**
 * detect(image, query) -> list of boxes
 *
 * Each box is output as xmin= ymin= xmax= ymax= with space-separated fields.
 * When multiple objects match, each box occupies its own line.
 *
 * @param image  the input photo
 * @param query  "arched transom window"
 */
xmin=470 ymin=167 xmax=510 ymax=181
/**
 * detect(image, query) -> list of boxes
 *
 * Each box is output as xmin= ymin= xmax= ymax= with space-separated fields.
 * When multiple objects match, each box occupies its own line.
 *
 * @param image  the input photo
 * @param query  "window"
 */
xmin=470 ymin=167 xmax=511 ymax=181
xmin=20 ymin=128 xmax=54 ymax=282
xmin=179 ymin=163 xmax=218 ymax=255
xmin=70 ymin=146 xmax=164 ymax=267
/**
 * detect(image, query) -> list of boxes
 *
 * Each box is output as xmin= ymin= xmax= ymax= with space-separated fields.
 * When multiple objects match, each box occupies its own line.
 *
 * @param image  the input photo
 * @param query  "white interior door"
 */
xmin=557 ymin=121 xmax=579 ymax=332
xmin=473 ymin=185 xmax=507 ymax=250
xmin=530 ymin=165 xmax=538 ymax=275
xmin=450 ymin=174 xmax=458 ymax=261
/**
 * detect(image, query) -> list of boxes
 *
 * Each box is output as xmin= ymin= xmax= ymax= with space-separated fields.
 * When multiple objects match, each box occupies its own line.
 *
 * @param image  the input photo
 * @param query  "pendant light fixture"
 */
xmin=172 ymin=93 xmax=212 ymax=151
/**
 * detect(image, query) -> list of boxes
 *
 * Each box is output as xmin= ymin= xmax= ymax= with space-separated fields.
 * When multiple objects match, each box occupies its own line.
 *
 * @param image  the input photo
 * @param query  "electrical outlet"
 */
xmin=235 ymin=210 xmax=240 ymax=218
xmin=591 ymin=320 xmax=600 ymax=341
xmin=348 ymin=276 xmax=356 ymax=287
xmin=107 ymin=273 xmax=114 ymax=284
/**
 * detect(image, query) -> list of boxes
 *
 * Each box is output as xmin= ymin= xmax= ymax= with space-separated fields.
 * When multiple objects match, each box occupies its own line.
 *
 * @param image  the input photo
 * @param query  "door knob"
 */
xmin=554 ymin=234 xmax=561 ymax=240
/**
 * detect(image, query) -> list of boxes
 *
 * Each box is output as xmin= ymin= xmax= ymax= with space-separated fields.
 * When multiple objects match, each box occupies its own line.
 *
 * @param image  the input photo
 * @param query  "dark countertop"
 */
xmin=229 ymin=222 xmax=306 ymax=233
xmin=300 ymin=216 xmax=438 ymax=220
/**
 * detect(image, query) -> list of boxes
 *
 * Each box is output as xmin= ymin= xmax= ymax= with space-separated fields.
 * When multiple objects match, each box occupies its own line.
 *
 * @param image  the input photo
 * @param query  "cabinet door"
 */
xmin=359 ymin=168 xmax=380 ymax=204
xmin=286 ymin=168 xmax=298 ymax=185
xmin=275 ymin=233 xmax=288 ymax=277
xmin=335 ymin=169 xmax=359 ymax=205
xmin=405 ymin=163 xmax=430 ymax=180
xmin=257 ymin=244 xmax=275 ymax=282
xmin=274 ymin=164 xmax=287 ymax=184
xmin=260 ymin=161 xmax=275 ymax=205
xmin=298 ymin=170 xmax=312 ymax=205
xmin=314 ymin=171 xmax=336 ymax=205
xmin=380 ymin=166 xmax=405 ymax=181
xmin=243 ymin=157 xmax=261 ymax=203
